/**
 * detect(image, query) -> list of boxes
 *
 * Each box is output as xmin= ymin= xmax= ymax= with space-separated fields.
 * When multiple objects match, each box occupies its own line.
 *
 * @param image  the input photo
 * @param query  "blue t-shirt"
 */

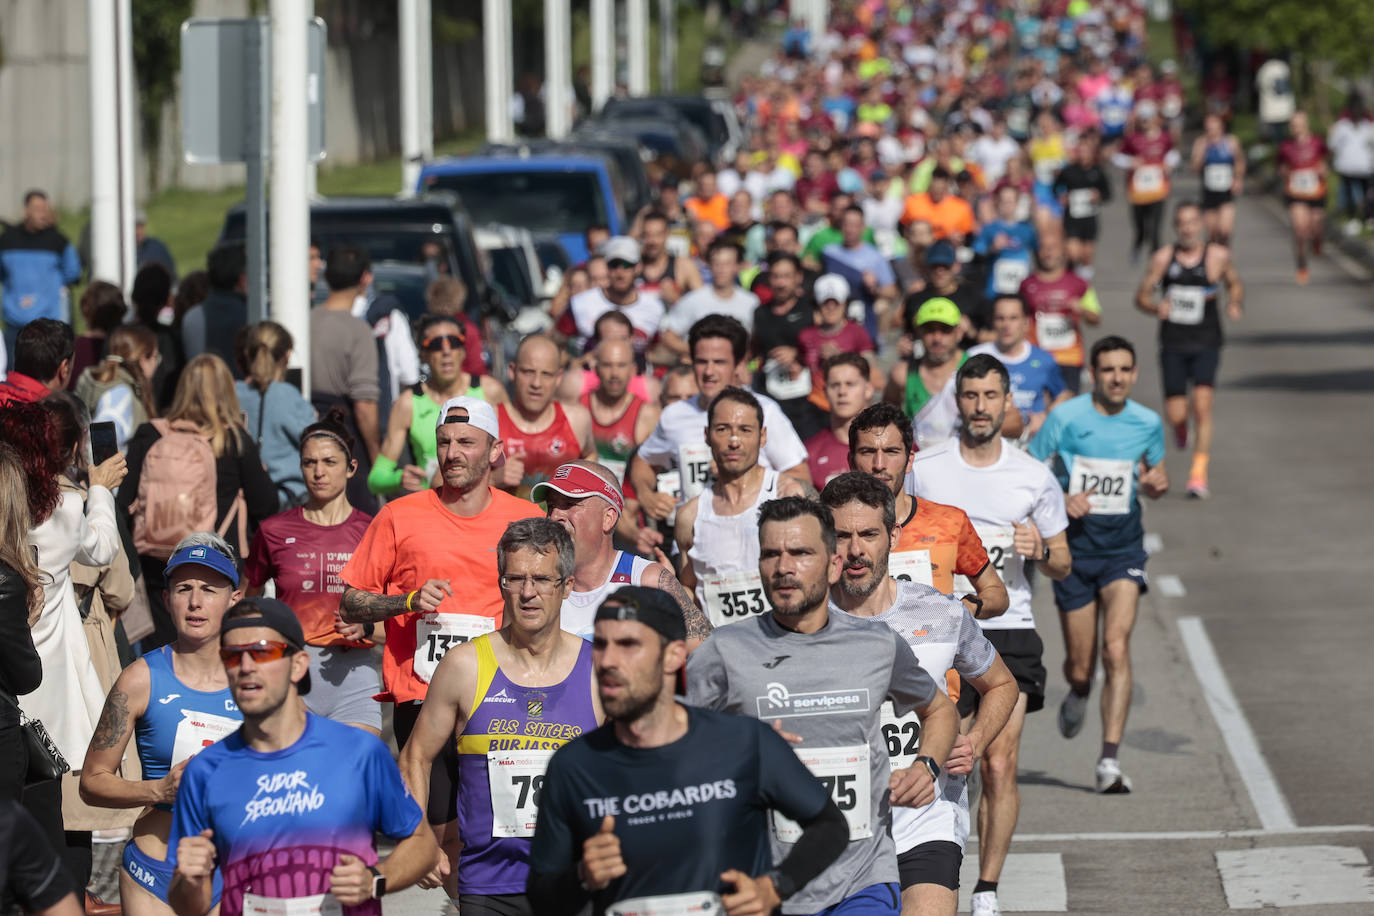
xmin=968 ymin=342 xmax=1065 ymax=415
xmin=973 ymin=221 xmax=1038 ymax=300
xmin=167 ymin=714 xmax=422 ymax=916
xmin=1028 ymin=394 xmax=1165 ymax=557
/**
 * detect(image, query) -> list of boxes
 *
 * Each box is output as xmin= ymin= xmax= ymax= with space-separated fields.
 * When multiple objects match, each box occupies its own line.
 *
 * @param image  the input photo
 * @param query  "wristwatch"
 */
xmin=367 ymin=865 xmax=387 ymax=899
xmin=1040 ymin=542 xmax=1052 ymax=563
xmin=915 ymin=755 xmax=941 ymax=783
xmin=766 ymin=868 xmax=798 ymax=901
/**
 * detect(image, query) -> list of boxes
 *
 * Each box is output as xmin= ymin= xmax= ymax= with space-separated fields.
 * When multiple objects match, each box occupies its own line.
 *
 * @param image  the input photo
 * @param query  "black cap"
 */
xmin=595 ymin=586 xmax=686 ymax=643
xmin=222 ymin=597 xmax=311 ymax=695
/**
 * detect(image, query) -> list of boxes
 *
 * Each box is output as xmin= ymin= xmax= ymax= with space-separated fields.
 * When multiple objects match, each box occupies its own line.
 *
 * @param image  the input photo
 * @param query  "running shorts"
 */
xmin=1063 ymin=216 xmax=1100 ymax=241
xmin=957 ymin=629 xmax=1047 ymax=717
xmin=810 ymin=883 xmax=902 ymax=916
xmin=123 ymin=840 xmax=222 ymax=905
xmin=304 ymin=644 xmax=383 ymax=730
xmin=1201 ymin=189 xmax=1234 ymax=210
xmin=1160 ymin=347 xmax=1220 ymax=398
xmin=1052 ymin=549 xmax=1149 ymax=612
xmin=1284 ymin=197 xmax=1326 ymax=211
xmin=897 ymin=841 xmax=963 ymax=891
xmin=458 ymin=894 xmax=534 ymax=916
xmin=394 ymin=700 xmax=460 ymax=825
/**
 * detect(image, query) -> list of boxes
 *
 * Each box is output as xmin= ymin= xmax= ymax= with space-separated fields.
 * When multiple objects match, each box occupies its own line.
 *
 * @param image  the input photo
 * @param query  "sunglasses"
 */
xmin=220 ymin=640 xmax=297 ymax=667
xmin=422 ymin=334 xmax=466 ymax=352
xmin=607 ymin=259 xmax=637 ymax=270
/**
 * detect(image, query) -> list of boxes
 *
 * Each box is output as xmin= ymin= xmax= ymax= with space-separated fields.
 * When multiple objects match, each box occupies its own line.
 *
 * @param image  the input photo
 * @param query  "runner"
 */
xmin=557 ymin=236 xmax=667 ymax=356
xmin=968 ymin=295 xmax=1071 ymax=440
xmin=80 ymin=535 xmax=244 ymax=916
xmin=675 ymin=387 xmax=810 ymax=628
xmin=1117 ymin=102 xmax=1178 ymax=266
xmin=973 ymin=186 xmax=1038 ymax=305
xmin=497 ymin=335 xmax=596 ymax=500
xmin=167 ymin=597 xmax=437 ymax=915
xmin=533 ymin=460 xmax=709 ymax=644
xmin=369 ymin=314 xmax=506 ymax=497
xmin=1134 ymin=202 xmax=1245 ymax=499
xmin=658 ymin=240 xmax=760 ymax=358
xmin=1277 ymin=111 xmax=1330 ymax=285
xmin=848 ymin=403 xmax=1009 ymax=620
xmin=579 ymin=336 xmax=659 ymax=486
xmin=1019 ymin=233 xmax=1102 ymax=395
xmin=751 ymin=253 xmax=826 ymax=440
xmin=1191 ymin=114 xmax=1245 ymax=246
xmin=340 ymin=396 xmax=541 ymax=848
xmin=1029 ymin=336 xmax=1168 ymax=794
xmin=907 ymin=356 xmax=1073 ymax=916
xmin=804 ymin=353 xmax=874 ymax=491
xmin=636 ymin=213 xmax=703 ymax=307
xmin=820 ymin=472 xmax=1018 ymax=916
xmin=687 ymin=496 xmax=959 ymax=916
xmin=397 ymin=518 xmax=603 ymax=913
xmin=527 ymin=586 xmax=849 ymax=915
xmin=1052 ymin=131 xmax=1112 ymax=280
xmin=245 ymin=411 xmax=380 ymax=732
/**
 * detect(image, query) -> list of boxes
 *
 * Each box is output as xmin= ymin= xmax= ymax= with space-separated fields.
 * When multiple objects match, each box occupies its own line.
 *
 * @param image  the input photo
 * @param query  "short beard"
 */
xmin=770 ymin=577 xmax=833 ymax=617
xmin=961 ymin=412 xmax=1003 ymax=445
xmin=601 ymin=662 xmax=664 ymax=724
xmin=838 ymin=553 xmax=889 ymax=598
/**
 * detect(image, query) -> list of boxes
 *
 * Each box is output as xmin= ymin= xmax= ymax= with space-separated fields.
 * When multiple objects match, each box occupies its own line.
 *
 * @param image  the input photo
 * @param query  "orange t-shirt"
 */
xmin=901 ymin=193 xmax=976 ymax=240
xmin=339 ymin=486 xmax=542 ymax=704
xmin=684 ymin=194 xmax=730 ymax=231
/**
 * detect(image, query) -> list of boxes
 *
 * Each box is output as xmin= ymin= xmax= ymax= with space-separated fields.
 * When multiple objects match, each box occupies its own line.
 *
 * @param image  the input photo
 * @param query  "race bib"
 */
xmin=880 ymin=702 xmax=922 ymax=771
xmin=655 ymin=469 xmax=681 ymax=525
xmin=487 ymin=748 xmax=556 ymax=838
xmin=665 ymin=233 xmax=692 ymax=259
xmin=1035 ymin=312 xmax=1076 ymax=352
xmin=1163 ymin=95 xmax=1183 ymax=119
xmin=171 ymin=710 xmax=240 ymax=767
xmin=1203 ymin=163 xmax=1234 ymax=193
xmin=607 ymin=892 xmax=724 ymax=916
xmin=888 ymin=550 xmax=934 ymax=587
xmin=677 ymin=442 xmax=712 ymax=501
xmin=1068 ymin=456 xmax=1133 ymax=516
xmin=773 ymin=745 xmax=872 ymax=842
xmin=1131 ymin=165 xmax=1166 ymax=200
xmin=763 ymin=359 xmax=813 ymax=401
xmin=1007 ymin=108 xmax=1031 ymax=135
xmin=952 ymin=524 xmax=1022 ymax=595
xmin=1288 ymin=168 xmax=1320 ymax=197
xmin=242 ymin=893 xmax=341 ymax=916
xmin=414 ymin=613 xmax=497 ymax=682
xmin=1166 ymin=286 xmax=1207 ymax=326
xmin=703 ymin=569 xmax=766 ymax=627
xmin=1035 ymin=157 xmax=1065 ymax=186
xmin=1067 ymin=188 xmax=1098 ymax=219
xmin=993 ymin=258 xmax=1030 ymax=295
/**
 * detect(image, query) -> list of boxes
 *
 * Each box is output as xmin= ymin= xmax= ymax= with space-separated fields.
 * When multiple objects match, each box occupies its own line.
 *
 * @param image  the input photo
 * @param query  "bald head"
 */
xmin=510 ymin=334 xmax=563 ymax=413
xmin=594 ymin=337 xmax=635 ymax=401
xmin=515 ymin=333 xmax=561 ymax=365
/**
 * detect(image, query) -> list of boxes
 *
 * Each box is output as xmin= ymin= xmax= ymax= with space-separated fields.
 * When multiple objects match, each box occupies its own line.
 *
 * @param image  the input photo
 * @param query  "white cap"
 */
xmin=1135 ymin=99 xmax=1158 ymax=120
xmin=814 ymin=273 xmax=851 ymax=305
xmin=436 ymin=396 xmax=500 ymax=439
xmin=602 ymin=236 xmax=641 ymax=265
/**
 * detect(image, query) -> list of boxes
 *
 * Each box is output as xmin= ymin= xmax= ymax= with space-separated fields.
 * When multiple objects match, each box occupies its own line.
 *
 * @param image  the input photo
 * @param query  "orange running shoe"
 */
xmin=1296 ymin=267 xmax=1310 ymax=285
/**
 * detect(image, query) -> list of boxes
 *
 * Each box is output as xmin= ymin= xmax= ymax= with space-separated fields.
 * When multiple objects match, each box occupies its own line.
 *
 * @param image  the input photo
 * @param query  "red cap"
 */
xmin=530 ymin=464 xmax=624 ymax=514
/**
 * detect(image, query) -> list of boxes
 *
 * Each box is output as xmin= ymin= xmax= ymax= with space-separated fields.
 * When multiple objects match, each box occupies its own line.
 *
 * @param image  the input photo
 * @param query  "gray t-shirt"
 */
xmin=662 ymin=285 xmax=760 ymax=337
xmin=686 ymin=610 xmax=939 ymax=913
xmin=310 ymin=306 xmax=380 ymax=402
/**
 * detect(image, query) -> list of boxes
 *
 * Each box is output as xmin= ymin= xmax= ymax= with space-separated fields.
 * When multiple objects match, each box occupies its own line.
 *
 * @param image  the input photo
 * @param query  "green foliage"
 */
xmin=131 ymin=0 xmax=196 ymax=191
xmin=1177 ymin=0 xmax=1374 ymax=78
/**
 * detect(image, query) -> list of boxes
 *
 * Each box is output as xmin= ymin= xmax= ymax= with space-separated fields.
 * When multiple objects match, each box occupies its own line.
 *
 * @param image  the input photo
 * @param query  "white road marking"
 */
xmin=1217 ymin=845 xmax=1374 ymax=908
xmin=1155 ymin=574 xmax=1187 ymax=597
xmin=973 ymin=824 xmax=1374 ymax=844
xmin=959 ymin=853 xmax=1066 ymax=912
xmin=1177 ymin=616 xmax=1296 ymax=830
xmin=1144 ymin=532 xmax=1163 ymax=555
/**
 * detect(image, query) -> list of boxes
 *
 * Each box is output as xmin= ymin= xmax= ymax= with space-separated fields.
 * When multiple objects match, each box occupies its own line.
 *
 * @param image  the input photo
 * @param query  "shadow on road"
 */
xmin=1229 ymin=328 xmax=1374 ymax=348
xmin=1018 ymin=769 xmax=1097 ymax=794
xmin=1225 ymin=367 xmax=1374 ymax=392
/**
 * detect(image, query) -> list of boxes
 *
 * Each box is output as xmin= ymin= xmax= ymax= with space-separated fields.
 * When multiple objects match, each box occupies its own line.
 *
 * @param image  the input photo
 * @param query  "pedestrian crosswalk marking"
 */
xmin=1217 ymin=845 xmax=1374 ymax=908
xmin=958 ymin=853 xmax=1067 ymax=912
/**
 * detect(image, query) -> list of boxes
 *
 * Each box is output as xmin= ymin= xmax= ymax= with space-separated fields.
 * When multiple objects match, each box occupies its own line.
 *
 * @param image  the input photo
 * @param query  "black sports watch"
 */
xmin=766 ymin=868 xmax=798 ymax=901
xmin=1040 ymin=542 xmax=1052 ymax=563
xmin=915 ymin=755 xmax=941 ymax=782
xmin=368 ymin=865 xmax=387 ymax=899
xmin=961 ymin=594 xmax=984 ymax=617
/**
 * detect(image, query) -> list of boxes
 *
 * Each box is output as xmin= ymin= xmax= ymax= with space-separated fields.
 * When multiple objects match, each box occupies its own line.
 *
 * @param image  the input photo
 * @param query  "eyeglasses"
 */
xmin=607 ymin=259 xmax=636 ymax=270
xmin=422 ymin=334 xmax=466 ymax=352
xmin=498 ymin=575 xmax=567 ymax=592
xmin=219 ymin=640 xmax=296 ymax=667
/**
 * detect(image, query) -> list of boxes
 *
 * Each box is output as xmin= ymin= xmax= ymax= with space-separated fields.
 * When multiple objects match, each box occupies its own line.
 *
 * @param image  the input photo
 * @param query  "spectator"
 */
xmin=0 ymin=190 xmax=82 ymax=356
xmin=116 ymin=354 xmax=278 ymax=649
xmin=179 ymin=243 xmax=247 ymax=370
xmin=0 ymin=441 xmax=44 ymax=805
xmin=134 ymin=210 xmax=176 ymax=282
xmin=171 ymin=269 xmax=209 ymax=333
xmin=236 ymin=321 xmax=317 ymax=507
xmin=130 ymin=262 xmax=184 ymax=409
xmin=1328 ymin=95 xmax=1374 ymax=235
xmin=0 ymin=318 xmax=74 ymax=407
xmin=73 ymin=323 xmax=160 ymax=451
xmin=68 ymin=282 xmax=126 ymax=386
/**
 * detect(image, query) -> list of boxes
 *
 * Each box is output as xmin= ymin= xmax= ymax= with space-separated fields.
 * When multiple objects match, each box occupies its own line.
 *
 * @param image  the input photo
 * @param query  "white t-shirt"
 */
xmin=971 ymin=134 xmax=1022 ymax=184
xmin=905 ymin=439 xmax=1068 ymax=630
xmin=567 ymin=287 xmax=666 ymax=354
xmin=638 ymin=392 xmax=808 ymax=479
xmin=1256 ymin=60 xmax=1295 ymax=125
xmin=663 ymin=285 xmax=760 ymax=337
xmin=1329 ymin=118 xmax=1374 ymax=177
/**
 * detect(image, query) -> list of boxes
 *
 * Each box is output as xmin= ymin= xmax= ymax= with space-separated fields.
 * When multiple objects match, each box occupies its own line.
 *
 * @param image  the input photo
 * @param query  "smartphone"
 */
xmin=285 ymin=367 xmax=304 ymax=393
xmin=90 ymin=421 xmax=120 ymax=466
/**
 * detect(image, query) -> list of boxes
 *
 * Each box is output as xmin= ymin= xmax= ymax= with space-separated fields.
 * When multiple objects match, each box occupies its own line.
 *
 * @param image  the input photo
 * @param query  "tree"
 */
xmin=132 ymin=0 xmax=197 ymax=191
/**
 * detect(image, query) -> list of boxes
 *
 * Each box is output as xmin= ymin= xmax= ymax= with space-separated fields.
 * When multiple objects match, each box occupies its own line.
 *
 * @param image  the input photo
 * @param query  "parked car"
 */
xmin=481 ymin=135 xmax=654 ymax=219
xmin=577 ymin=115 xmax=709 ymax=177
xmin=599 ymin=95 xmax=742 ymax=163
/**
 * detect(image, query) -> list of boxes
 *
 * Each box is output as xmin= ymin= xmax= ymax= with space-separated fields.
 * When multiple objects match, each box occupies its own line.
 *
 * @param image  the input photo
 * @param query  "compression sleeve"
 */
xmin=367 ymin=453 xmax=404 ymax=496
xmin=772 ymin=798 xmax=848 ymax=899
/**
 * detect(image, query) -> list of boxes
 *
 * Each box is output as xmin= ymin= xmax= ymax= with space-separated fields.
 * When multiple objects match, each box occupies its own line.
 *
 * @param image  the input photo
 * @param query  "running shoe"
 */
xmin=1187 ymin=477 xmax=1210 ymax=500
xmin=1095 ymin=757 xmax=1133 ymax=794
xmin=970 ymin=890 xmax=1002 ymax=916
xmin=1173 ymin=420 xmax=1188 ymax=449
xmin=1296 ymin=267 xmax=1310 ymax=285
xmin=1058 ymin=689 xmax=1088 ymax=738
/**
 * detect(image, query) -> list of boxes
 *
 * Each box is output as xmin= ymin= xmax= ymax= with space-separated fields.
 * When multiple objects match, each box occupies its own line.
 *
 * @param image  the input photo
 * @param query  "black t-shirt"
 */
xmin=0 ymin=800 xmax=72 ymax=913
xmin=751 ymin=295 xmax=825 ymax=439
xmin=903 ymin=280 xmax=989 ymax=336
xmin=530 ymin=705 xmax=829 ymax=914
xmin=1052 ymin=163 xmax=1113 ymax=221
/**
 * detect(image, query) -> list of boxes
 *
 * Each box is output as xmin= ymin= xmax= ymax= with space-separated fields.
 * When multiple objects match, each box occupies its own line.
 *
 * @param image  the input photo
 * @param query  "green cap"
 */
xmin=914 ymin=297 xmax=962 ymax=329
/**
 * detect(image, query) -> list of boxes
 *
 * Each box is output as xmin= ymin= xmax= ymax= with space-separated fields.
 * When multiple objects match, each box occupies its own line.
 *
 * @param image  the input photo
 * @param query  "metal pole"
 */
xmin=484 ymin=0 xmax=514 ymax=142
xmin=418 ymin=0 xmax=434 ymax=167
xmin=400 ymin=0 xmax=421 ymax=194
xmin=544 ymin=0 xmax=571 ymax=138
xmin=626 ymin=0 xmax=649 ymax=96
xmin=271 ymin=2 xmax=312 ymax=396
xmin=808 ymin=0 xmax=827 ymax=52
xmin=305 ymin=0 xmax=318 ymax=196
xmin=243 ymin=20 xmax=269 ymax=326
xmin=115 ymin=0 xmax=137 ymax=291
xmin=658 ymin=0 xmax=675 ymax=94
xmin=87 ymin=0 xmax=119 ymax=289
xmin=590 ymin=0 xmax=613 ymax=111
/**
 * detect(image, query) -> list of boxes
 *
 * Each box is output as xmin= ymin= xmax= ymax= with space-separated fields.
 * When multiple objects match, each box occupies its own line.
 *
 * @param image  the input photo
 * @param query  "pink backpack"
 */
xmin=131 ymin=419 xmax=246 ymax=559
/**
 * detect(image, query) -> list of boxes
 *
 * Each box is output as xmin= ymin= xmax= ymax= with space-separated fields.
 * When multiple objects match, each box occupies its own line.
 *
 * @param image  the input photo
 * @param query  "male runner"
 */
xmin=637 ymin=213 xmax=703 ymax=306
xmin=1029 ymin=336 xmax=1168 ymax=793
xmin=579 ymin=336 xmax=659 ymax=485
xmin=1052 ymin=131 xmax=1112 ymax=280
xmin=1278 ymin=111 xmax=1329 ymax=284
xmin=528 ymin=587 xmax=849 ymax=915
xmin=973 ymin=185 xmax=1039 ymax=305
xmin=676 ymin=387 xmax=811 ymax=627
xmin=688 ymin=497 xmax=959 ymax=916
xmin=659 ymin=240 xmax=760 ymax=357
xmin=533 ymin=460 xmax=709 ymax=643
xmin=804 ymin=353 xmax=874 ymax=491
xmin=849 ymin=403 xmax=1009 ymax=619
xmin=398 ymin=518 xmax=603 ymax=913
xmin=168 ymin=598 xmax=437 ymax=915
xmin=1191 ymin=114 xmax=1245 ymax=245
xmin=498 ymin=335 xmax=596 ymax=500
xmin=557 ymin=236 xmax=667 ymax=354
xmin=884 ymin=299 xmax=968 ymax=450
xmin=1019 ymin=233 xmax=1102 ymax=395
xmin=821 ymin=472 xmax=1018 ymax=916
xmin=1134 ymin=202 xmax=1244 ymax=498
xmin=968 ymin=295 xmax=1071 ymax=439
xmin=907 ymin=356 xmax=1072 ymax=916
xmin=340 ymin=397 xmax=541 ymax=846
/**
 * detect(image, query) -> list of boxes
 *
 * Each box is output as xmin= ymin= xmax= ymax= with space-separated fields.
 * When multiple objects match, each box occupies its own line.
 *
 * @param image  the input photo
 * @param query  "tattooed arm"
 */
xmin=646 ymin=563 xmax=714 ymax=652
xmin=340 ymin=579 xmax=454 ymax=624
xmin=80 ymin=660 xmax=182 ymax=809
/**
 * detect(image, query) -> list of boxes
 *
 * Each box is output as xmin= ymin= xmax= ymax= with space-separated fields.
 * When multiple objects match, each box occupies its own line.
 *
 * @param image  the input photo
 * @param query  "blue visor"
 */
xmin=164 ymin=544 xmax=239 ymax=587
